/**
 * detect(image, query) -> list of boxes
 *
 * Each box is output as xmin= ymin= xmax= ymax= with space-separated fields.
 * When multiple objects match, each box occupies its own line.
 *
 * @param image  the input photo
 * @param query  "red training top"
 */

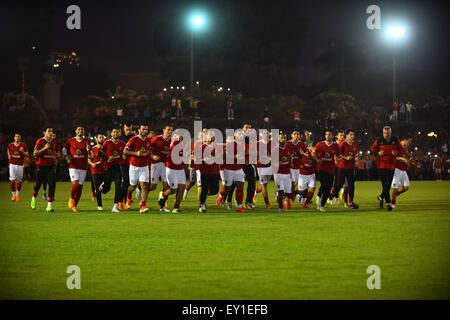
xmin=64 ymin=137 xmax=90 ymax=170
xmin=125 ymin=135 xmax=152 ymax=167
xmin=8 ymin=142 xmax=28 ymax=165
xmin=34 ymin=137 xmax=57 ymax=167
xmin=314 ymin=141 xmax=339 ymax=174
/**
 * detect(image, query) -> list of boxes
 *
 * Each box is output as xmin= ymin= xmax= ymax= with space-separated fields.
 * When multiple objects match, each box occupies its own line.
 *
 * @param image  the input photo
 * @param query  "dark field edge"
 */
xmin=0 ymin=300 xmax=447 ymax=318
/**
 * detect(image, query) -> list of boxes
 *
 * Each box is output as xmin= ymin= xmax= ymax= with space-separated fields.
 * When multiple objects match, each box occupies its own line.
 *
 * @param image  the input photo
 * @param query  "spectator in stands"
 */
xmin=406 ymin=101 xmax=416 ymax=123
xmin=176 ymin=97 xmax=183 ymax=119
xmin=226 ymin=97 xmax=234 ymax=120
xmin=399 ymin=102 xmax=406 ymax=122
xmin=392 ymin=101 xmax=398 ymax=121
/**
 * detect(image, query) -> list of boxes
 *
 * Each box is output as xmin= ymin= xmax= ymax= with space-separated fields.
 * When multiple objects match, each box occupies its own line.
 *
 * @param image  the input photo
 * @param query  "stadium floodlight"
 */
xmin=187 ymin=10 xmax=208 ymax=96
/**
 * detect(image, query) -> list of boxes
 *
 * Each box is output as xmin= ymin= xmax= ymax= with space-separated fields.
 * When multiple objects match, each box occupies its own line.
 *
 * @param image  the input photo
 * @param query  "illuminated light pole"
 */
xmin=385 ymin=25 xmax=406 ymax=103
xmin=188 ymin=13 xmax=206 ymax=97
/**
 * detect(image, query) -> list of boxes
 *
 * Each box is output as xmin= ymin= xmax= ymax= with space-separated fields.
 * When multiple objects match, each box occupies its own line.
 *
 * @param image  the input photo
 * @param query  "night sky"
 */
xmin=1 ymin=0 xmax=449 ymax=74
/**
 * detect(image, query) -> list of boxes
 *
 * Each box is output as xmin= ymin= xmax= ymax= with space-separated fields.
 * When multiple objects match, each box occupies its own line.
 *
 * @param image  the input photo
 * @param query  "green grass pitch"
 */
xmin=0 ymin=180 xmax=449 ymax=299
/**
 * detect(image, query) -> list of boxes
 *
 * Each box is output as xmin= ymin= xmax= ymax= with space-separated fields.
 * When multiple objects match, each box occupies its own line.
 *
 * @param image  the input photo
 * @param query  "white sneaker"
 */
xmin=319 ymin=206 xmax=326 ymax=212
xmin=112 ymin=207 xmax=120 ymax=213
xmin=160 ymin=207 xmax=171 ymax=212
xmin=183 ymin=189 xmax=188 ymax=201
xmin=97 ymin=206 xmax=103 ymax=211
xmin=331 ymin=197 xmax=339 ymax=205
xmin=391 ymin=204 xmax=397 ymax=208
xmin=135 ymin=188 xmax=141 ymax=201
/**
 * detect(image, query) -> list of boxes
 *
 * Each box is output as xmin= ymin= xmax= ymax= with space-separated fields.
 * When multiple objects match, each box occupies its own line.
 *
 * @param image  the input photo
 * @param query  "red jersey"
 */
xmin=150 ymin=135 xmax=171 ymax=163
xmin=299 ymin=149 xmax=316 ymax=175
xmin=273 ymin=143 xmax=292 ymax=174
xmin=200 ymin=143 xmax=219 ymax=174
xmin=256 ymin=140 xmax=272 ymax=168
xmin=64 ymin=137 xmax=90 ymax=170
xmin=34 ymin=137 xmax=58 ymax=167
xmin=8 ymin=142 xmax=28 ymax=165
xmin=90 ymin=145 xmax=105 ymax=174
xmin=337 ymin=141 xmax=358 ymax=169
xmin=166 ymin=138 xmax=185 ymax=170
xmin=395 ymin=145 xmax=408 ymax=171
xmin=125 ymin=135 xmax=152 ymax=167
xmin=223 ymin=141 xmax=245 ymax=171
xmin=102 ymin=139 xmax=125 ymax=168
xmin=314 ymin=141 xmax=339 ymax=174
xmin=371 ymin=137 xmax=402 ymax=169
xmin=287 ymin=140 xmax=307 ymax=170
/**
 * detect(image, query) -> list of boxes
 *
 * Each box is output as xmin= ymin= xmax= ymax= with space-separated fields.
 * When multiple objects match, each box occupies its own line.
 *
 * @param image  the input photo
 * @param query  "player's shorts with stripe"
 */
xmin=223 ymin=168 xmax=245 ymax=186
xmin=298 ymin=173 xmax=316 ymax=190
xmin=274 ymin=173 xmax=292 ymax=193
xmin=290 ymin=168 xmax=300 ymax=184
xmin=151 ymin=162 xmax=167 ymax=184
xmin=257 ymin=167 xmax=272 ymax=184
xmin=129 ymin=165 xmax=150 ymax=185
xmin=69 ymin=168 xmax=87 ymax=185
xmin=391 ymin=168 xmax=409 ymax=188
xmin=195 ymin=169 xmax=202 ymax=186
xmin=166 ymin=168 xmax=186 ymax=188
xmin=9 ymin=164 xmax=24 ymax=182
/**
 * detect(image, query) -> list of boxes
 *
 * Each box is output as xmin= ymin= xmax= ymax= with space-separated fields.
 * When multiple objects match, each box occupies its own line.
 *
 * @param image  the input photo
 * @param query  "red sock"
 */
xmin=140 ymin=200 xmax=146 ymax=207
xmin=343 ymin=188 xmax=349 ymax=203
xmin=71 ymin=184 xmax=77 ymax=199
xmin=17 ymin=182 xmax=22 ymax=191
xmin=331 ymin=187 xmax=335 ymax=195
xmin=277 ymin=195 xmax=283 ymax=209
xmin=10 ymin=182 xmax=16 ymax=192
xmin=92 ymin=191 xmax=96 ymax=197
xmin=48 ymin=196 xmax=54 ymax=202
xmin=263 ymin=195 xmax=269 ymax=205
xmin=349 ymin=197 xmax=353 ymax=204
xmin=74 ymin=185 xmax=83 ymax=206
xmin=33 ymin=189 xmax=38 ymax=197
xmin=255 ymin=187 xmax=262 ymax=194
xmin=306 ymin=191 xmax=314 ymax=204
xmin=127 ymin=192 xmax=133 ymax=202
xmin=174 ymin=203 xmax=180 ymax=209
xmin=220 ymin=186 xmax=226 ymax=197
xmin=236 ymin=189 xmax=243 ymax=206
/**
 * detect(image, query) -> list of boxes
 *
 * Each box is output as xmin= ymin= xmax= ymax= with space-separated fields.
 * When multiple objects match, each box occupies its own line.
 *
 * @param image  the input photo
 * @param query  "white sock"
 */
xmin=47 ymin=201 xmax=52 ymax=206
xmin=32 ymin=196 xmax=36 ymax=201
xmin=201 ymin=204 xmax=205 ymax=210
xmin=113 ymin=203 xmax=118 ymax=210
xmin=15 ymin=190 xmax=19 ymax=196
xmin=183 ymin=189 xmax=188 ymax=197
xmin=12 ymin=192 xmax=15 ymax=196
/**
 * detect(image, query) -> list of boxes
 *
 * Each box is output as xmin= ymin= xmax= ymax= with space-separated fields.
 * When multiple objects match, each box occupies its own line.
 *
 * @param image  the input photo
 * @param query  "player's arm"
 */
xmin=33 ymin=141 xmax=50 ymax=157
xmin=311 ymin=145 xmax=321 ymax=164
xmin=62 ymin=140 xmax=72 ymax=163
xmin=371 ymin=139 xmax=384 ymax=156
xmin=7 ymin=148 xmax=11 ymax=160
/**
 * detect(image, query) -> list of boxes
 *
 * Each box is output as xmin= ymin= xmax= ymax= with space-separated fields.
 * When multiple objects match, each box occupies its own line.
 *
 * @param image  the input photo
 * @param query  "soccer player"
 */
xmin=123 ymin=124 xmax=152 ymax=213
xmin=391 ymin=136 xmax=413 ymax=208
xmin=99 ymin=127 xmax=126 ymax=212
xmin=286 ymin=129 xmax=307 ymax=208
xmin=222 ymin=132 xmax=247 ymax=213
xmin=371 ymin=126 xmax=402 ymax=211
xmin=312 ymin=130 xmax=340 ymax=212
xmin=304 ymin=130 xmax=314 ymax=150
xmin=330 ymin=130 xmax=345 ymax=205
xmin=242 ymin=123 xmax=257 ymax=209
xmin=7 ymin=133 xmax=29 ymax=201
xmin=184 ymin=128 xmax=206 ymax=201
xmin=63 ymin=126 xmax=91 ymax=213
xmin=253 ymin=130 xmax=273 ymax=208
xmin=88 ymin=133 xmax=105 ymax=210
xmin=158 ymin=133 xmax=186 ymax=213
xmin=216 ymin=135 xmax=235 ymax=208
xmin=150 ymin=125 xmax=173 ymax=212
xmin=42 ymin=132 xmax=60 ymax=201
xmin=272 ymin=132 xmax=293 ymax=212
xmin=198 ymin=132 xmax=220 ymax=212
xmin=119 ymin=123 xmax=135 ymax=209
xmin=298 ymin=144 xmax=316 ymax=209
xmin=331 ymin=129 xmax=359 ymax=209
xmin=31 ymin=126 xmax=58 ymax=212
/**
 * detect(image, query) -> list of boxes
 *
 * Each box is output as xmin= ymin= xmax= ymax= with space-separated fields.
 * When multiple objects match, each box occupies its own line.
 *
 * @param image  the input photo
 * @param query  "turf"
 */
xmin=0 ymin=180 xmax=449 ymax=299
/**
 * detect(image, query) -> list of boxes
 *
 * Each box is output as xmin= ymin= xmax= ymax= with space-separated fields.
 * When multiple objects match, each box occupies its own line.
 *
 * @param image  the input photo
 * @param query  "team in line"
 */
xmin=7 ymin=124 xmax=411 ymax=213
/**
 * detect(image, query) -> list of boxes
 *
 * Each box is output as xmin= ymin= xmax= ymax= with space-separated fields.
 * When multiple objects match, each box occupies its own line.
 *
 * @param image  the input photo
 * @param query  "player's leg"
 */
xmin=316 ymin=171 xmax=324 ymax=208
xmin=90 ymin=173 xmax=96 ymax=201
xmin=112 ymin=166 xmax=122 ymax=212
xmin=235 ymin=181 xmax=245 ymax=212
xmin=31 ymin=166 xmax=44 ymax=208
xmin=9 ymin=164 xmax=17 ymax=201
xmin=227 ymin=183 xmax=236 ymax=208
xmin=120 ymin=164 xmax=130 ymax=207
xmin=94 ymin=173 xmax=104 ymax=210
xmin=199 ymin=173 xmax=209 ymax=212
xmin=320 ymin=172 xmax=333 ymax=211
xmin=283 ymin=174 xmax=292 ymax=210
xmin=100 ymin=167 xmax=113 ymax=194
xmin=303 ymin=174 xmax=316 ymax=209
xmin=73 ymin=170 xmax=87 ymax=211
xmin=68 ymin=168 xmax=80 ymax=210
xmin=46 ymin=166 xmax=56 ymax=212
xmin=244 ymin=165 xmax=256 ymax=208
xmin=346 ymin=169 xmax=358 ymax=209
xmin=127 ymin=165 xmax=139 ymax=209
xmin=275 ymin=175 xmax=285 ymax=212
xmin=138 ymin=166 xmax=150 ymax=212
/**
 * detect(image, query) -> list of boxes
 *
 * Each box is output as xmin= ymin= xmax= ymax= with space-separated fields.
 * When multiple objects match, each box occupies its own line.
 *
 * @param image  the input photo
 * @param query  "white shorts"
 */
xmin=257 ymin=167 xmax=272 ymax=184
xmin=298 ymin=173 xmax=316 ymax=190
xmin=69 ymin=168 xmax=87 ymax=185
xmin=435 ymin=168 xmax=441 ymax=174
xmin=151 ymin=162 xmax=167 ymax=184
xmin=223 ymin=168 xmax=245 ymax=186
xmin=290 ymin=168 xmax=300 ymax=184
xmin=219 ymin=170 xmax=225 ymax=183
xmin=166 ymin=168 xmax=186 ymax=188
xmin=196 ymin=169 xmax=201 ymax=186
xmin=129 ymin=165 xmax=150 ymax=185
xmin=9 ymin=164 xmax=24 ymax=182
xmin=274 ymin=173 xmax=292 ymax=193
xmin=391 ymin=168 xmax=409 ymax=188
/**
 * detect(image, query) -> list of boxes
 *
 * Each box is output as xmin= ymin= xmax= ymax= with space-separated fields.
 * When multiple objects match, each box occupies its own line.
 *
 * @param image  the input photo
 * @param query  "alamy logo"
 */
xmin=66 ymin=265 xmax=81 ymax=290
xmin=366 ymin=265 xmax=381 ymax=289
